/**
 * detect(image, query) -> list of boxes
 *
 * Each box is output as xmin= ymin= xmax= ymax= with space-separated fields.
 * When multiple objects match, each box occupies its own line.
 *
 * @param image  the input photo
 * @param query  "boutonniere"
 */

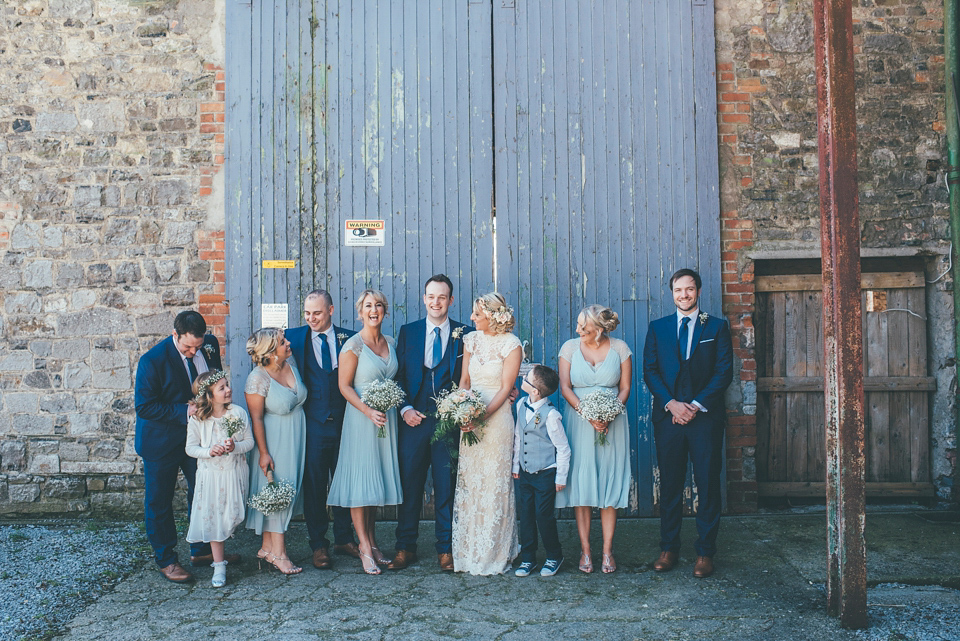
xmin=451 ymin=326 xmax=465 ymax=341
xmin=534 ymin=413 xmax=541 ymax=425
xmin=337 ymin=332 xmax=349 ymax=345
xmin=699 ymin=312 xmax=709 ymax=325
xmin=202 ymin=344 xmax=215 ymax=357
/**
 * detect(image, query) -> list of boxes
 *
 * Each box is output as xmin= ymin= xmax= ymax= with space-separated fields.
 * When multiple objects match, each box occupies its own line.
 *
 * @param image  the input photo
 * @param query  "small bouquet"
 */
xmin=360 ymin=379 xmax=406 ymax=437
xmin=247 ymin=468 xmax=296 ymax=515
xmin=577 ymin=389 xmax=626 ymax=445
xmin=219 ymin=414 xmax=245 ymax=449
xmin=432 ymin=385 xmax=487 ymax=447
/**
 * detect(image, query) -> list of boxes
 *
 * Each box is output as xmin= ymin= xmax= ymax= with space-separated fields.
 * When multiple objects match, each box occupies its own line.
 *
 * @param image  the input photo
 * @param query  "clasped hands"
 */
xmin=666 ymin=399 xmax=699 ymax=425
xmin=209 ymin=438 xmax=235 ymax=457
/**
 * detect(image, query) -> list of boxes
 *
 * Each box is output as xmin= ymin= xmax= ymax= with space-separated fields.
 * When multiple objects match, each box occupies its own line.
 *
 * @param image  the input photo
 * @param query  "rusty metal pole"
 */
xmin=813 ymin=0 xmax=868 ymax=629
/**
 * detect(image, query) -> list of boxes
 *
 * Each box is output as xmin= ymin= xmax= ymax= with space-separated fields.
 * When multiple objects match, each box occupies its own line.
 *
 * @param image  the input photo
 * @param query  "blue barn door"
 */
xmin=492 ymin=0 xmax=722 ymax=516
xmin=226 ymin=0 xmax=720 ymax=517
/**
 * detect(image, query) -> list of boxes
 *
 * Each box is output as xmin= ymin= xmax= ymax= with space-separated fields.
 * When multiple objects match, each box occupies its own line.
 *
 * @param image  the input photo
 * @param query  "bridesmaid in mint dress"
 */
xmin=244 ymin=327 xmax=307 ymax=575
xmin=327 ymin=289 xmax=402 ymax=575
xmin=556 ymin=305 xmax=633 ymax=575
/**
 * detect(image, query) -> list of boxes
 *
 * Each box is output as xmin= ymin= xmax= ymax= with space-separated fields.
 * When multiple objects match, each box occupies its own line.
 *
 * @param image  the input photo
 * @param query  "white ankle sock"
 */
xmin=211 ymin=560 xmax=227 ymax=587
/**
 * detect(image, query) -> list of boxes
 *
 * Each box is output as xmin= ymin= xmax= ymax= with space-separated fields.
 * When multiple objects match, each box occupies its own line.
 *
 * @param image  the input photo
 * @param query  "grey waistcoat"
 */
xmin=516 ymin=399 xmax=557 ymax=474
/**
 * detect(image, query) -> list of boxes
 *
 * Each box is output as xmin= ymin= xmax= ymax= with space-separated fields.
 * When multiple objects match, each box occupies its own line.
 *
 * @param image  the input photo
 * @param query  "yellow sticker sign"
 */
xmin=262 ymin=260 xmax=296 ymax=269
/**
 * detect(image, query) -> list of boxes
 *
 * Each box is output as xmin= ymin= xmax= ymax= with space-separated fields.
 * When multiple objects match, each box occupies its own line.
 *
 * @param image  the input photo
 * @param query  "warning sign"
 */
xmin=344 ymin=220 xmax=385 ymax=247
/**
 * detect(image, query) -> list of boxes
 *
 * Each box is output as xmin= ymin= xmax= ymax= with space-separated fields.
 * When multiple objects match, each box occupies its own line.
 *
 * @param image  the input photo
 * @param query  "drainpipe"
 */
xmin=947 ymin=0 xmax=960 ymax=504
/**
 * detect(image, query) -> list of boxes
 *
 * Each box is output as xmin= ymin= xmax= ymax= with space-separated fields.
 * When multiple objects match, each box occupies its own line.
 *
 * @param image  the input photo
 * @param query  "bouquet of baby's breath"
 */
xmin=577 ymin=389 xmax=626 ymax=446
xmin=247 ymin=468 xmax=295 ymax=515
xmin=360 ymin=379 xmax=406 ymax=437
xmin=432 ymin=385 xmax=487 ymax=448
xmin=221 ymin=415 xmax=244 ymax=439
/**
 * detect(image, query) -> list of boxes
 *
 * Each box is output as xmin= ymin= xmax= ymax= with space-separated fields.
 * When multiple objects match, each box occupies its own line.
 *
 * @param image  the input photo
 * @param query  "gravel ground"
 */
xmin=857 ymin=584 xmax=960 ymax=641
xmin=0 ymin=520 xmax=150 ymax=641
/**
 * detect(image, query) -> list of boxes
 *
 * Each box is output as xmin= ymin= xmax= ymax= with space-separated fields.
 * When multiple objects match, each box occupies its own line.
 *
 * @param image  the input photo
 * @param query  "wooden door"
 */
xmin=755 ymin=272 xmax=935 ymax=498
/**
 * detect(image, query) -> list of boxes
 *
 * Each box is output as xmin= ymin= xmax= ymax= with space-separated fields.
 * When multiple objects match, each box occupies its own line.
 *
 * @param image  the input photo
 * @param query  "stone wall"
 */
xmin=715 ymin=0 xmax=955 ymax=506
xmin=0 ymin=0 xmax=226 ymax=515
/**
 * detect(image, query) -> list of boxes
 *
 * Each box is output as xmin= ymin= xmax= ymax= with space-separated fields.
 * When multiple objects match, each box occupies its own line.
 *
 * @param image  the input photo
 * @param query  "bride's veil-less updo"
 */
xmin=246 ymin=327 xmax=283 ymax=366
xmin=579 ymin=304 xmax=620 ymax=335
xmin=474 ymin=292 xmax=515 ymax=334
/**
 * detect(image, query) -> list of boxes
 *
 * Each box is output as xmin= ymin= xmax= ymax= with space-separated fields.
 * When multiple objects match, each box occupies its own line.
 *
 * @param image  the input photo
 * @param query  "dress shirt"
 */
xmin=181 ymin=350 xmax=209 ymax=382
xmin=511 ymin=397 xmax=572 ymax=486
xmin=672 ymin=307 xmax=707 ymax=413
xmin=423 ymin=318 xmax=451 ymax=367
xmin=312 ymin=327 xmax=339 ymax=369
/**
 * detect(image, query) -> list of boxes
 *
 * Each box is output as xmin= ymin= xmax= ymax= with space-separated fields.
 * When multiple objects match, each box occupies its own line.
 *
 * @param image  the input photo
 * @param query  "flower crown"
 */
xmin=478 ymin=300 xmax=514 ymax=326
xmin=194 ymin=369 xmax=228 ymax=402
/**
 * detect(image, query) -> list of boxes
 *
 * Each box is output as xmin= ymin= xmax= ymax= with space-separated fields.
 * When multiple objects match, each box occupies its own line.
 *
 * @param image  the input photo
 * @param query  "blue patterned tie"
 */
xmin=432 ymin=327 xmax=443 ymax=369
xmin=678 ymin=316 xmax=691 ymax=361
xmin=320 ymin=333 xmax=333 ymax=371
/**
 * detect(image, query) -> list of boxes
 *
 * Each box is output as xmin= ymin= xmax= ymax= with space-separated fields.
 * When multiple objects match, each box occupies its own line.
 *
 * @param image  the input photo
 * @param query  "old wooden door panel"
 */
xmin=755 ymin=273 xmax=932 ymax=492
xmin=492 ymin=0 xmax=721 ymax=515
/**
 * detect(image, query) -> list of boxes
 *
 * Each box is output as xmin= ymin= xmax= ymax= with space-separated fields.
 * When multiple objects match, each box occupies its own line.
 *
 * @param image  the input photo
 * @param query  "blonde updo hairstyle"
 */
xmin=579 ymin=304 xmax=620 ymax=335
xmin=474 ymin=292 xmax=516 ymax=334
xmin=246 ymin=327 xmax=284 ymax=367
xmin=355 ymin=289 xmax=389 ymax=319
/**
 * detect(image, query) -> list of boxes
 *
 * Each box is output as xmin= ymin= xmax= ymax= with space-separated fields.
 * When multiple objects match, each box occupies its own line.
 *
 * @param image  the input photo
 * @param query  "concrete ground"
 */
xmin=54 ymin=512 xmax=960 ymax=641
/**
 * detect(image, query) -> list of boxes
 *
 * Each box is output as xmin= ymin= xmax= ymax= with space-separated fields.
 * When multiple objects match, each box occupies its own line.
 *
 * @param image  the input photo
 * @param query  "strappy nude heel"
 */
xmin=579 ymin=553 xmax=593 ymax=573
xmin=265 ymin=552 xmax=302 ymax=575
xmin=360 ymin=552 xmax=382 ymax=575
xmin=601 ymin=553 xmax=616 ymax=574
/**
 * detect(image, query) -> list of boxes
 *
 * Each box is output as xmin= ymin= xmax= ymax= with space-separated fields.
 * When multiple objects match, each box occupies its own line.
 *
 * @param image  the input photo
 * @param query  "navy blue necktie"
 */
xmin=320 ymin=333 xmax=333 ymax=371
xmin=187 ymin=356 xmax=198 ymax=383
xmin=678 ymin=316 xmax=691 ymax=361
xmin=432 ymin=327 xmax=443 ymax=368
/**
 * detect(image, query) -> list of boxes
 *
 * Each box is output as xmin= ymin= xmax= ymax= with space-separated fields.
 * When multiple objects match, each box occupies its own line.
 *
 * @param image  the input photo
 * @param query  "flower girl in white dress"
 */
xmin=186 ymin=370 xmax=255 ymax=587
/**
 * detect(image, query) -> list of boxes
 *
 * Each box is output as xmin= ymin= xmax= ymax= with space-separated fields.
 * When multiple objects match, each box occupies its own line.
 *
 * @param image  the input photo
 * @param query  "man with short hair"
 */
xmin=642 ymin=268 xmax=733 ymax=578
xmin=389 ymin=274 xmax=473 ymax=571
xmin=135 ymin=310 xmax=234 ymax=583
xmin=285 ymin=290 xmax=359 ymax=569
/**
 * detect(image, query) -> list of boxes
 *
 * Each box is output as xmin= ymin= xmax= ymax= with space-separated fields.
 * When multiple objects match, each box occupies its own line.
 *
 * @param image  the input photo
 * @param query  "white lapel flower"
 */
xmin=337 ymin=332 xmax=349 ymax=345
xmin=202 ymin=344 xmax=215 ymax=357
xmin=451 ymin=326 xmax=465 ymax=340
xmin=699 ymin=312 xmax=709 ymax=325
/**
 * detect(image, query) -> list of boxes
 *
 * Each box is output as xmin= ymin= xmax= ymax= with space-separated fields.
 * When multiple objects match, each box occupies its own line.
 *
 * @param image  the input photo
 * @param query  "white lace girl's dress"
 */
xmin=185 ymin=405 xmax=255 ymax=544
xmin=451 ymin=331 xmax=522 ymax=575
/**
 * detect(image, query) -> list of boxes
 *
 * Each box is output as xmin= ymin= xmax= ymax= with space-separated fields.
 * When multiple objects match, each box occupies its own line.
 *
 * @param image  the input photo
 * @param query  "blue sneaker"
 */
xmin=515 ymin=561 xmax=535 ymax=577
xmin=540 ymin=557 xmax=563 ymax=577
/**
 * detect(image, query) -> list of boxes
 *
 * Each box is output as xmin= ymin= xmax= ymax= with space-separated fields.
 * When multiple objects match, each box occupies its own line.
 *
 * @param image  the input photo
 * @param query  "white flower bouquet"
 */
xmin=431 ymin=385 xmax=487 ymax=448
xmin=247 ymin=468 xmax=296 ymax=515
xmin=221 ymin=414 xmax=244 ymax=439
xmin=577 ymin=389 xmax=626 ymax=445
xmin=360 ymin=378 xmax=406 ymax=437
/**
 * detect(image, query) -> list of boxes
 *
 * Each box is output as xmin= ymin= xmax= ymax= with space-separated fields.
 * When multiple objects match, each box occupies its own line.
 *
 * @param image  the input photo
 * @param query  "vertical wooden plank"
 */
xmin=785 ymin=291 xmax=808 ymax=481
xmin=565 ymin=1 xmax=584 ymax=317
xmin=603 ymin=0 xmax=623 ymax=322
xmin=769 ymin=292 xmax=787 ymax=480
xmin=907 ymin=287 xmax=929 ymax=482
xmin=807 ymin=290 xmax=826 ymax=481
xmin=492 ymin=0 xmax=516 ymax=301
xmin=272 ymin=0 xmax=287 ymax=304
xmin=325 ymin=0 xmax=343 ymax=314
xmin=865 ymin=292 xmax=889 ymax=482
xmin=300 ymin=0 xmax=317 ymax=297
xmin=389 ymin=0 xmax=406 ymax=322
xmin=754 ymin=293 xmax=770 ymax=480
xmin=886 ymin=289 xmax=910 ymax=481
xmin=550 ymin=1 xmax=572 ymax=365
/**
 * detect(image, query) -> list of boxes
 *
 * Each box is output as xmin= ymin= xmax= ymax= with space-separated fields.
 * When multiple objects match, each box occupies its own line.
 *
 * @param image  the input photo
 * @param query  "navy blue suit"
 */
xmin=642 ymin=311 xmax=733 ymax=557
xmin=134 ymin=334 xmax=221 ymax=567
xmin=286 ymin=324 xmax=356 ymax=552
xmin=394 ymin=318 xmax=472 ymax=555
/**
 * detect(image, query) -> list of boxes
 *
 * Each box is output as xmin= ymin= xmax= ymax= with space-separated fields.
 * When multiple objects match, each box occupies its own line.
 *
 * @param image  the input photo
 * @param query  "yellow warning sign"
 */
xmin=262 ymin=260 xmax=296 ymax=269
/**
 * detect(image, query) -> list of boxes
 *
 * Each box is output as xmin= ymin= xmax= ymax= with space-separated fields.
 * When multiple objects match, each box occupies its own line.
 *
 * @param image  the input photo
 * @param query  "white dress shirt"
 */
xmin=511 ymin=397 xmax=572 ymax=486
xmin=311 ymin=327 xmax=339 ymax=369
xmin=674 ymin=307 xmax=707 ymax=413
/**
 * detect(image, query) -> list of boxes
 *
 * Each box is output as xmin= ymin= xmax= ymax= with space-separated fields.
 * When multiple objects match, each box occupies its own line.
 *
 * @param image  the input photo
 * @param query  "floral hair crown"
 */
xmin=478 ymin=299 xmax=514 ymax=325
xmin=194 ymin=369 xmax=228 ymax=403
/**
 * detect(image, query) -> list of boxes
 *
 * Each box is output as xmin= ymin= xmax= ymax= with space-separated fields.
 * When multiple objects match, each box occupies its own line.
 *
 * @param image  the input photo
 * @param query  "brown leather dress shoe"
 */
xmin=334 ymin=542 xmax=361 ymax=559
xmin=653 ymin=551 xmax=678 ymax=572
xmin=438 ymin=553 xmax=454 ymax=571
xmin=387 ymin=550 xmax=418 ymax=570
xmin=693 ymin=556 xmax=714 ymax=578
xmin=190 ymin=553 xmax=241 ymax=567
xmin=312 ymin=548 xmax=332 ymax=569
xmin=159 ymin=562 xmax=193 ymax=583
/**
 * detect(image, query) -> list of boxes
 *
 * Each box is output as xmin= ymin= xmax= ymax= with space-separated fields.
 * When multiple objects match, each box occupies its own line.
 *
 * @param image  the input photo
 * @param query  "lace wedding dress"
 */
xmin=451 ymin=331 xmax=521 ymax=575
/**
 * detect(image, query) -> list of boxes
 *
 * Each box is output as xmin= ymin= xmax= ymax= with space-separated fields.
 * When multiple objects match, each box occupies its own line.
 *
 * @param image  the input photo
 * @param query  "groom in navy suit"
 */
xmin=643 ymin=268 xmax=733 ymax=578
xmin=389 ymin=274 xmax=472 ymax=571
xmin=135 ymin=310 xmax=234 ymax=583
xmin=285 ymin=289 xmax=359 ymax=569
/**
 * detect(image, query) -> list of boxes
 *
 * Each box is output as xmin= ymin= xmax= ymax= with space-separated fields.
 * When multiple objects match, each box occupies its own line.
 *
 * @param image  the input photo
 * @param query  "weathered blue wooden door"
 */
xmin=226 ymin=0 xmax=720 ymax=516
xmin=492 ymin=1 xmax=721 ymax=515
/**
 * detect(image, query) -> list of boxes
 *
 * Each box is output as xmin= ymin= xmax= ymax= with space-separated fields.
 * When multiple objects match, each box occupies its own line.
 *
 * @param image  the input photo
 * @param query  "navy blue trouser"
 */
xmin=514 ymin=467 xmax=562 ymax=563
xmin=395 ymin=415 xmax=455 ymax=554
xmin=654 ymin=412 xmax=724 ymax=557
xmin=143 ymin=450 xmax=208 ymax=568
xmin=302 ymin=429 xmax=354 ymax=551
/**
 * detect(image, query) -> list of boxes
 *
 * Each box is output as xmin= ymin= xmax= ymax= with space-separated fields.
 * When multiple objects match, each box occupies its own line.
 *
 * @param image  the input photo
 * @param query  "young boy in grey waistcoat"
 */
xmin=512 ymin=365 xmax=571 ymax=577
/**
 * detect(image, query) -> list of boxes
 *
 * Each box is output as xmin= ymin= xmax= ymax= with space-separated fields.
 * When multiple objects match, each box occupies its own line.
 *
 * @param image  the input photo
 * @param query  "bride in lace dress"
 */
xmin=451 ymin=293 xmax=523 ymax=575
